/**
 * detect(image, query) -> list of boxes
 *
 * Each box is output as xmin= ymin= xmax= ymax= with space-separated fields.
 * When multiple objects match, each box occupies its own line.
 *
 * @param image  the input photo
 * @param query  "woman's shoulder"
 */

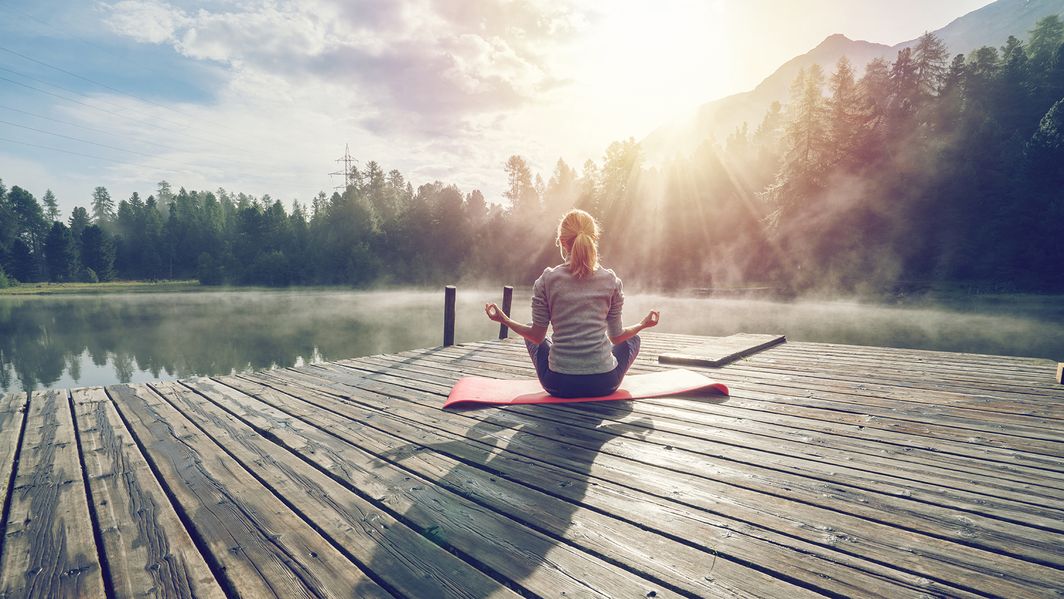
xmin=595 ymin=265 xmax=622 ymax=285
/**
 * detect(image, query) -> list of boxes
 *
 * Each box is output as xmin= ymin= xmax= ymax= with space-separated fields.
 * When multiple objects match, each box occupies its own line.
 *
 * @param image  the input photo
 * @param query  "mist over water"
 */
xmin=1 ymin=288 xmax=1061 ymax=392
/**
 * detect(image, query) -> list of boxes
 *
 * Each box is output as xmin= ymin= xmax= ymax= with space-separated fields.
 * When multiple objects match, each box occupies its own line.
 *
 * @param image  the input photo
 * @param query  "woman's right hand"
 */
xmin=641 ymin=310 xmax=660 ymax=329
xmin=485 ymin=303 xmax=505 ymax=323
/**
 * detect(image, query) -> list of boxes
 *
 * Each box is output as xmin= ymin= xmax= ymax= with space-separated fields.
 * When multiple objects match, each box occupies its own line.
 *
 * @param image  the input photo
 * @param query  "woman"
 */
xmin=485 ymin=209 xmax=659 ymax=397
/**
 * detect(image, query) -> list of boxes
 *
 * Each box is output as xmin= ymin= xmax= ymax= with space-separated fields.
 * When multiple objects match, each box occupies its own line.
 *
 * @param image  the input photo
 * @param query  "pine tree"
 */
xmin=913 ymin=32 xmax=949 ymax=97
xmin=91 ymin=186 xmax=114 ymax=224
xmin=828 ymin=57 xmax=860 ymax=164
xmin=44 ymin=222 xmax=77 ymax=282
xmin=42 ymin=189 xmax=60 ymax=222
xmin=503 ymin=155 xmax=537 ymax=215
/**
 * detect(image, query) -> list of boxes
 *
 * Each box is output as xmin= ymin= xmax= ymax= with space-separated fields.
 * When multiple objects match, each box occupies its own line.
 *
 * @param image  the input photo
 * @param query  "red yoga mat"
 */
xmin=443 ymin=368 xmax=728 ymax=410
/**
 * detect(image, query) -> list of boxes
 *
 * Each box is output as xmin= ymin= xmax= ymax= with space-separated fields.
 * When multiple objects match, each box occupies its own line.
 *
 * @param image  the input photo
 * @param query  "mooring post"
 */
xmin=498 ymin=285 xmax=513 ymax=339
xmin=443 ymin=285 xmax=456 ymax=347
xmin=1057 ymin=362 xmax=1063 ymax=385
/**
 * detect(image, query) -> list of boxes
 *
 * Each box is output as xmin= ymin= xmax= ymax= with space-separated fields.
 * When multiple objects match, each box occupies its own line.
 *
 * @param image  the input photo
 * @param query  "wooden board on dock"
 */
xmin=1 ymin=331 xmax=1062 ymax=598
xmin=658 ymin=332 xmax=786 ymax=366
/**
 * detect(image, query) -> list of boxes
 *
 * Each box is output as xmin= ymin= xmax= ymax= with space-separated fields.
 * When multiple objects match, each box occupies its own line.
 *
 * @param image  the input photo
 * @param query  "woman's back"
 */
xmin=531 ymin=264 xmax=623 ymax=375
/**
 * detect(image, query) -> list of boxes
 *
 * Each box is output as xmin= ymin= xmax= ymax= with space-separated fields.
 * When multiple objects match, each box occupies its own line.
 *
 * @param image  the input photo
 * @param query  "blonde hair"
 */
xmin=557 ymin=209 xmax=600 ymax=279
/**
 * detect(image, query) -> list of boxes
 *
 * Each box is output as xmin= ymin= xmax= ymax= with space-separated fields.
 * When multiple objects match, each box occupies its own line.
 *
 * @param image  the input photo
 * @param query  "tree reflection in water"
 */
xmin=0 ymin=290 xmax=488 ymax=393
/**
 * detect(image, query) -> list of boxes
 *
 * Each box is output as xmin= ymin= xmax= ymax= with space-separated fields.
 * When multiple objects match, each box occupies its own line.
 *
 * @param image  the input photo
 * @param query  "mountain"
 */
xmin=909 ymin=0 xmax=1064 ymax=56
xmin=641 ymin=0 xmax=1064 ymax=161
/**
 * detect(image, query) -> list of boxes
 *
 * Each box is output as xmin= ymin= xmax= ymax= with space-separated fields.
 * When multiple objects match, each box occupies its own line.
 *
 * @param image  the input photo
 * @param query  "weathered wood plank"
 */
xmin=330 ymin=355 xmax=1064 ymax=567
xmin=185 ymin=377 xmax=693 ymax=599
xmin=0 ymin=390 xmax=106 ymax=599
xmin=659 ymin=333 xmax=787 ymax=367
xmin=382 ymin=343 xmax=1064 ymax=481
xmin=153 ymin=380 xmax=517 ymax=599
xmin=410 ymin=344 xmax=1064 ymax=491
xmin=232 ymin=371 xmax=988 ymax=598
xmin=356 ymin=350 xmax=1064 ymax=519
xmin=645 ymin=336 xmax=1064 ymax=419
xmin=261 ymin=364 xmax=1064 ymax=598
xmin=748 ymin=345 xmax=1064 ymax=391
xmin=0 ymin=392 xmax=28 ymax=574
xmin=213 ymin=374 xmax=854 ymax=598
xmin=429 ymin=342 xmax=1064 ymax=461
xmin=71 ymin=387 xmax=225 ymax=599
xmin=647 ymin=336 xmax=1064 ymax=405
xmin=107 ymin=383 xmax=393 ymax=599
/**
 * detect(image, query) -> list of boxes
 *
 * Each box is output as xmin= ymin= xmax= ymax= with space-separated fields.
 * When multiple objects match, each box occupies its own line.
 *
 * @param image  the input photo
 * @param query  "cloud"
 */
xmin=102 ymin=0 xmax=188 ymax=44
xmin=101 ymin=0 xmax=588 ymax=134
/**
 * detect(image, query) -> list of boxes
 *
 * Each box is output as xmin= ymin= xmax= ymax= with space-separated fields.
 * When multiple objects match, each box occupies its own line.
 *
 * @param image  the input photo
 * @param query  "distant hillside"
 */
xmin=903 ymin=0 xmax=1064 ymax=55
xmin=642 ymin=0 xmax=1064 ymax=161
xmin=642 ymin=34 xmax=890 ymax=161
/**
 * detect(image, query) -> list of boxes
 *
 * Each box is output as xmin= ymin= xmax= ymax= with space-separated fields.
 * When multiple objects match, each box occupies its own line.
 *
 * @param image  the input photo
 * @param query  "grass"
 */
xmin=0 ymin=280 xmax=202 ymax=295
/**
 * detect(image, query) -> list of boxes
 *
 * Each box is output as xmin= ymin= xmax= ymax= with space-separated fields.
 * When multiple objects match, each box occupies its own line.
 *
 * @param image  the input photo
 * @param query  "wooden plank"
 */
xmin=0 ymin=393 xmax=27 ymax=562
xmin=642 ymin=334 xmax=1064 ymax=396
xmin=0 ymin=390 xmax=106 ymax=598
xmin=107 ymin=383 xmax=393 ymax=599
xmin=650 ymin=332 xmax=1052 ymax=370
xmin=653 ymin=339 xmax=1064 ymax=406
xmin=659 ymin=333 xmax=786 ymax=367
xmin=757 ymin=345 xmax=1063 ymax=390
xmin=181 ymin=377 xmax=695 ymax=599
xmin=70 ymin=387 xmax=225 ymax=599
xmin=433 ymin=342 xmax=1064 ymax=461
xmin=343 ymin=354 xmax=1064 ymax=553
xmin=372 ymin=342 xmax=1064 ymax=463
xmin=1057 ymin=362 xmax=1063 ymax=385
xmin=392 ymin=343 xmax=1064 ymax=475
xmin=730 ymin=350 xmax=1064 ymax=403
xmin=263 ymin=364 xmax=1064 ymax=598
xmin=0 ymin=393 xmax=26 ymax=534
xmin=152 ymin=380 xmax=518 ymax=599
xmin=360 ymin=350 xmax=1064 ymax=515
xmin=230 ymin=371 xmax=990 ymax=598
xmin=646 ymin=336 xmax=1064 ymax=406
xmin=417 ymin=344 xmax=1064 ymax=507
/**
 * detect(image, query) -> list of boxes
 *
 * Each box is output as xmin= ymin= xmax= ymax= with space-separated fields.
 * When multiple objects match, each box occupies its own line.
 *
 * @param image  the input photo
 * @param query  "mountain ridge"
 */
xmin=641 ymin=0 xmax=1064 ymax=160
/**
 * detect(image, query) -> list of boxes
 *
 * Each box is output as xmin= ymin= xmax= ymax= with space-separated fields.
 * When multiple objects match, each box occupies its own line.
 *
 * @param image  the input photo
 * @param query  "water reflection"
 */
xmin=0 ymin=290 xmax=503 ymax=393
xmin=2 ymin=289 xmax=1062 ymax=392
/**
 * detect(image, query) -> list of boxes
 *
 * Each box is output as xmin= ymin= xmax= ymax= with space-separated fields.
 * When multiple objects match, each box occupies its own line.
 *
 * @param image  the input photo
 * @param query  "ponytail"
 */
xmin=557 ymin=209 xmax=600 ymax=279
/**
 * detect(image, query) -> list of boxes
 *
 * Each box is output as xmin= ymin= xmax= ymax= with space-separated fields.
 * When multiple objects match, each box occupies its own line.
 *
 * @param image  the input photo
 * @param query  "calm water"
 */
xmin=1 ymin=288 xmax=1062 ymax=393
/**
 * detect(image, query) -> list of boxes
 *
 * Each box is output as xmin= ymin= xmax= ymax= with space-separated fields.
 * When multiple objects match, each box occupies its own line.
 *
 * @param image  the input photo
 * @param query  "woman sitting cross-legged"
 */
xmin=485 ymin=209 xmax=659 ymax=398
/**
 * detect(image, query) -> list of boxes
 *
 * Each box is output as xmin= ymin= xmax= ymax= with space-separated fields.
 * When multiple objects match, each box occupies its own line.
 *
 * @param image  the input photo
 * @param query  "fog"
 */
xmin=2 ymin=287 xmax=1060 ymax=392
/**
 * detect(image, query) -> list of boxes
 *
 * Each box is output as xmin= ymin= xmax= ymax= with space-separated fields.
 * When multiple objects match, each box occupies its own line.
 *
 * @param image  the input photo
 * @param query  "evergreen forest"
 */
xmin=1 ymin=18 xmax=1062 ymax=293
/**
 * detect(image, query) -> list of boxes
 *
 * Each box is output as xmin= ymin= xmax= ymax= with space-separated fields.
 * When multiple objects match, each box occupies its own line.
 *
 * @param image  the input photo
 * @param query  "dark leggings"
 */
xmin=524 ymin=335 xmax=641 ymax=398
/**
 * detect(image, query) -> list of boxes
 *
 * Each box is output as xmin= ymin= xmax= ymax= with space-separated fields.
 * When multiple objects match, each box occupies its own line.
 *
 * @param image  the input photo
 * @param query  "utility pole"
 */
xmin=328 ymin=144 xmax=358 ymax=191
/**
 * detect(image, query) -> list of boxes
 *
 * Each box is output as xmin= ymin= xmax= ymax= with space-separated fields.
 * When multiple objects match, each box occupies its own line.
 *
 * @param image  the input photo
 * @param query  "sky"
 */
xmin=0 ymin=0 xmax=995 ymax=215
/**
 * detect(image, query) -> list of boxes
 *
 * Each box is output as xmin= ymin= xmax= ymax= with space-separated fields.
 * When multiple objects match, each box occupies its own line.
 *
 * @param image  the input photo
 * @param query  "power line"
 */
xmin=0 ymin=59 xmax=335 ymax=181
xmin=0 ymin=134 xmax=183 ymax=174
xmin=0 ymin=102 xmax=185 ymax=153
xmin=0 ymin=4 xmax=342 ymax=192
xmin=0 ymin=64 xmax=251 ymax=154
xmin=0 ymin=118 xmax=159 ymax=158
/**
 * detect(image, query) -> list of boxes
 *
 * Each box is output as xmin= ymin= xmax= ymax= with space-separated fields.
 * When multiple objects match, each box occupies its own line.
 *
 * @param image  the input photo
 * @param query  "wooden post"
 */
xmin=443 ymin=285 xmax=456 ymax=347
xmin=499 ymin=285 xmax=513 ymax=339
xmin=1057 ymin=363 xmax=1063 ymax=385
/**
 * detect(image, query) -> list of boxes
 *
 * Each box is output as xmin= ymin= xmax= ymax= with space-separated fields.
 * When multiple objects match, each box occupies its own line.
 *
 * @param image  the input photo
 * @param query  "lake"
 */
xmin=2 ymin=288 xmax=1062 ymax=393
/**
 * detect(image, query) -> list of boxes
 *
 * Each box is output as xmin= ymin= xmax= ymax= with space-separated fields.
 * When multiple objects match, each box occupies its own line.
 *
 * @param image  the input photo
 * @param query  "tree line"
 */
xmin=1 ymin=17 xmax=1062 ymax=293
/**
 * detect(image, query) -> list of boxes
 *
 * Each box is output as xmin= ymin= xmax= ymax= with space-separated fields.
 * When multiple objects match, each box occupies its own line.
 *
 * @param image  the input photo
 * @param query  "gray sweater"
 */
xmin=531 ymin=264 xmax=624 ymax=374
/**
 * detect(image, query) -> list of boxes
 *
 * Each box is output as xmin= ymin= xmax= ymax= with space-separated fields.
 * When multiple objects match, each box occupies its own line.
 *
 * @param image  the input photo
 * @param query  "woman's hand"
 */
xmin=641 ymin=310 xmax=660 ymax=329
xmin=484 ymin=303 xmax=506 ymax=323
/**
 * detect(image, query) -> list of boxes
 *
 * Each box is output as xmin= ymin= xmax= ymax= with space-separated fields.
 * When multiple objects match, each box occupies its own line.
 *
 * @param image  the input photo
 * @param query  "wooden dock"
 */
xmin=1 ymin=332 xmax=1062 ymax=598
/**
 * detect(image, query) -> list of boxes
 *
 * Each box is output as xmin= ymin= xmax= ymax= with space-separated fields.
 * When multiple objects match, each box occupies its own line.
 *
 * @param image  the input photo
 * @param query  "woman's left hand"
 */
xmin=485 ymin=303 xmax=506 ymax=323
xmin=641 ymin=310 xmax=660 ymax=329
